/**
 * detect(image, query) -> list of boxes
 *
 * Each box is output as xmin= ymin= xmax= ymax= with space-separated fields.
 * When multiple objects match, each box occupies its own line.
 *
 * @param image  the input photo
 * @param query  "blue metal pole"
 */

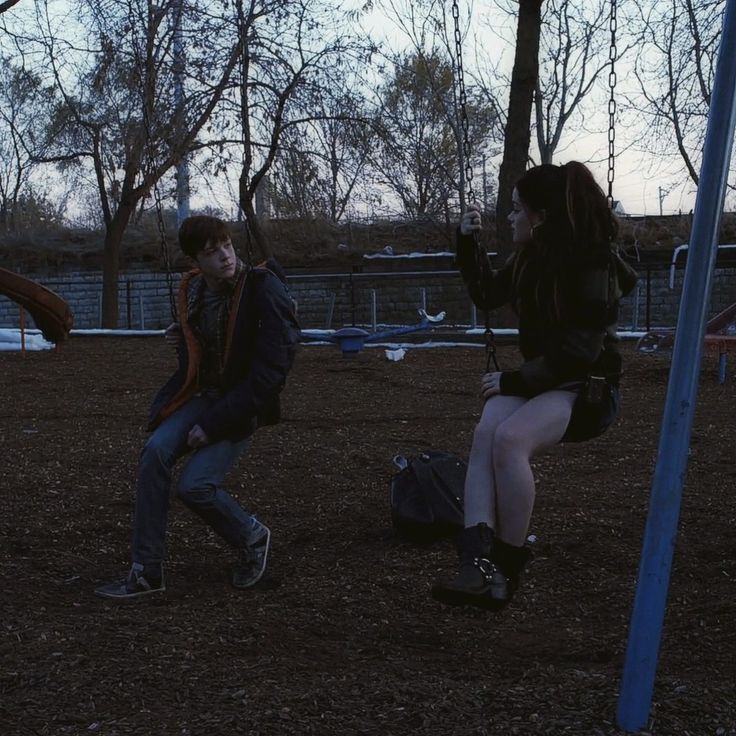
xmin=616 ymin=1 xmax=736 ymax=730
xmin=718 ymin=350 xmax=727 ymax=384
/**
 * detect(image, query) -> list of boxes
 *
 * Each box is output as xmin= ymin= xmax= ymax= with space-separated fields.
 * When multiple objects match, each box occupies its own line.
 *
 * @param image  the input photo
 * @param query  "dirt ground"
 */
xmin=1 ymin=337 xmax=734 ymax=736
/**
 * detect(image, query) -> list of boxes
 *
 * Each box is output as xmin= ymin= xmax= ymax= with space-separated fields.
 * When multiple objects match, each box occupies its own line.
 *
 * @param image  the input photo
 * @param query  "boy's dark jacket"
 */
xmin=148 ymin=262 xmax=299 ymax=441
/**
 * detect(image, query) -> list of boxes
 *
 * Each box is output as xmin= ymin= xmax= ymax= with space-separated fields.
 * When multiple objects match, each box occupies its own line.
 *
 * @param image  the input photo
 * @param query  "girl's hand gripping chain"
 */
xmin=480 ymin=371 xmax=502 ymax=400
xmin=460 ymin=204 xmax=482 ymax=236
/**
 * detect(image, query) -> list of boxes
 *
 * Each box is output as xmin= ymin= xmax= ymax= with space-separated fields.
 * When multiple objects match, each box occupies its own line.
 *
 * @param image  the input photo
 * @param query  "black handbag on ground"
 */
xmin=389 ymin=450 xmax=466 ymax=544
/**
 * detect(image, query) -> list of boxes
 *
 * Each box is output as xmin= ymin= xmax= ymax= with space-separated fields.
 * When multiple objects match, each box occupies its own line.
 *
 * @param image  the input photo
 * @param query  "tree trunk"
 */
xmin=495 ymin=0 xmax=543 ymax=253
xmin=239 ymin=173 xmax=271 ymax=263
xmin=100 ymin=200 xmax=136 ymax=328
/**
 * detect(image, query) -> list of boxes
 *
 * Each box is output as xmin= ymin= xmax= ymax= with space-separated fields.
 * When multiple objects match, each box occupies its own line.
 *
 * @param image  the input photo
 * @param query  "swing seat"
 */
xmin=332 ymin=327 xmax=370 ymax=356
xmin=636 ymin=329 xmax=675 ymax=353
xmin=0 ymin=268 xmax=74 ymax=343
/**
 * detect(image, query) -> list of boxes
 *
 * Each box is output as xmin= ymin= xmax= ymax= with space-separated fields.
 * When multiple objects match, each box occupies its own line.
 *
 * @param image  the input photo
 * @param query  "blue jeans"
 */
xmin=131 ymin=396 xmax=262 ymax=566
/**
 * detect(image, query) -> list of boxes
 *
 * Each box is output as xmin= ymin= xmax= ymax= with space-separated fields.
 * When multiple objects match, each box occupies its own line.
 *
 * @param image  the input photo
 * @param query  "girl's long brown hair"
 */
xmin=510 ymin=161 xmax=618 ymax=320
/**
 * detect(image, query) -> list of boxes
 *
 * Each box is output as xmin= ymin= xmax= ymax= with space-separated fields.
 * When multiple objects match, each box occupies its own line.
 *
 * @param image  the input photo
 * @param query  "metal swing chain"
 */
xmin=607 ymin=0 xmax=618 ymax=210
xmin=451 ymin=0 xmax=498 ymax=372
xmin=452 ymin=0 xmax=475 ymax=206
xmin=152 ymin=178 xmax=177 ymax=320
xmin=131 ymin=2 xmax=178 ymax=322
xmin=237 ymin=3 xmax=256 ymax=270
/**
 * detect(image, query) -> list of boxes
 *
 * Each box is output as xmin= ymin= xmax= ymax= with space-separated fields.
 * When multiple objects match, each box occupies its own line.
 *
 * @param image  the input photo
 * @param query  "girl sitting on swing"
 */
xmin=432 ymin=161 xmax=638 ymax=611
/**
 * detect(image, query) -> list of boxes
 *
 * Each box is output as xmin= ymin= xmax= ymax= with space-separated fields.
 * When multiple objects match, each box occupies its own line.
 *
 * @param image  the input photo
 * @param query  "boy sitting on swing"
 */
xmin=96 ymin=215 xmax=299 ymax=598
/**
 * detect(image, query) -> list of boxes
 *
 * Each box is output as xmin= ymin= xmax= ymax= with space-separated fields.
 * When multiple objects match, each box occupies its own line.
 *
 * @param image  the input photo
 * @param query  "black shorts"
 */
xmin=561 ymin=382 xmax=620 ymax=443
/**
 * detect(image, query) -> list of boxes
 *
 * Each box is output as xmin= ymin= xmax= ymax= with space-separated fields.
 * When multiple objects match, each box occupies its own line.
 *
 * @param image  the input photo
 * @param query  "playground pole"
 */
xmin=616 ymin=0 xmax=736 ymax=730
xmin=19 ymin=306 xmax=26 ymax=357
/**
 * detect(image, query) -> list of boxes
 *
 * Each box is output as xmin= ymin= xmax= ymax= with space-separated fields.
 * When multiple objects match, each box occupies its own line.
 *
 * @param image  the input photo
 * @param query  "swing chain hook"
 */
xmin=607 ymin=0 xmax=618 ymax=210
xmin=485 ymin=318 xmax=499 ymax=372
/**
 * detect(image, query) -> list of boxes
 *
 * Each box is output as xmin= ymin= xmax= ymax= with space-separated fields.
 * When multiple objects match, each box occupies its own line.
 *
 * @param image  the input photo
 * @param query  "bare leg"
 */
xmin=463 ymin=395 xmax=526 ymax=529
xmin=432 ymin=390 xmax=576 ymax=611
xmin=492 ymin=390 xmax=577 ymax=545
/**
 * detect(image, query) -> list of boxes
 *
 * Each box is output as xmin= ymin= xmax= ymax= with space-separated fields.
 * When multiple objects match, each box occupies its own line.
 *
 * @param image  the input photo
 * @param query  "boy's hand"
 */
xmin=187 ymin=424 xmax=210 ymax=449
xmin=460 ymin=204 xmax=482 ymax=235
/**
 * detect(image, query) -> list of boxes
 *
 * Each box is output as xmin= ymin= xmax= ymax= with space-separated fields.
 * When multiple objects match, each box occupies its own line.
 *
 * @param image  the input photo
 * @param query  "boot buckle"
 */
xmin=473 ymin=556 xmax=497 ymax=583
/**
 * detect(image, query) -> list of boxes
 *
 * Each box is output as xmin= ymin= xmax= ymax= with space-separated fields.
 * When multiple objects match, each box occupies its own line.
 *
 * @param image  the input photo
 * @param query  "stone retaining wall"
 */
xmin=1 ymin=264 xmax=735 ymax=332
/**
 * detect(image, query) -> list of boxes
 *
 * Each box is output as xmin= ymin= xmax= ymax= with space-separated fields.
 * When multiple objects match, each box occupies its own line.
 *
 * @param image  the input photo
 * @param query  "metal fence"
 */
xmin=2 ymin=259 xmax=736 ymax=333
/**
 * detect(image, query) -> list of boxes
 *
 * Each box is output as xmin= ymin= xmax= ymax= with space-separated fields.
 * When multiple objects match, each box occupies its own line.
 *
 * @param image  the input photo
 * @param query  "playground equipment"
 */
xmin=668 ymin=242 xmax=736 ymax=288
xmin=703 ymin=301 xmax=736 ymax=382
xmin=636 ymin=300 xmax=736 ymax=383
xmin=0 ymin=268 xmax=73 ymax=344
xmin=300 ymin=308 xmax=446 ymax=357
xmin=616 ymin=0 xmax=736 ymax=729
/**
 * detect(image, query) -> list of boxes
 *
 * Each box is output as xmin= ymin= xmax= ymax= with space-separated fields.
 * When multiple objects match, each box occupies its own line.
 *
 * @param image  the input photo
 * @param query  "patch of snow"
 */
xmin=363 ymin=251 xmax=455 ymax=260
xmin=0 ymin=329 xmax=54 ymax=351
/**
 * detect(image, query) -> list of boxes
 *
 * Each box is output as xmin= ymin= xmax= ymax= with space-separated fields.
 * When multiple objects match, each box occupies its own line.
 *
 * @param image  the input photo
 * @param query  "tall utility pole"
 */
xmin=173 ymin=0 xmax=190 ymax=227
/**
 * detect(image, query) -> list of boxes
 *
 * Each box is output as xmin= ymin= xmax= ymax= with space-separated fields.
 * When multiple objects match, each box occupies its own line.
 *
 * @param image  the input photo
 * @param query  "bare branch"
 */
xmin=0 ymin=0 xmax=21 ymax=14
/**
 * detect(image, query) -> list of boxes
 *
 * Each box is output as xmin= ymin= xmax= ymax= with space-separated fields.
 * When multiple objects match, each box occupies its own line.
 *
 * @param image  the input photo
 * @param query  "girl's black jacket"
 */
xmin=456 ymin=232 xmax=638 ymax=397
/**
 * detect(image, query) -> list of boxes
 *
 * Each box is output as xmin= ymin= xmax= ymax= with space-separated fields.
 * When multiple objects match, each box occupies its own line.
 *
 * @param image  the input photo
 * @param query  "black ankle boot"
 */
xmin=430 ymin=523 xmax=506 ymax=609
xmin=491 ymin=539 xmax=532 ymax=609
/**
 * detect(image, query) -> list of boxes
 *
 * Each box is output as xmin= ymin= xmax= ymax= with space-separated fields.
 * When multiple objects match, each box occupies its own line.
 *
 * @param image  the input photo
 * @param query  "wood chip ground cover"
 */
xmin=1 ymin=338 xmax=734 ymax=735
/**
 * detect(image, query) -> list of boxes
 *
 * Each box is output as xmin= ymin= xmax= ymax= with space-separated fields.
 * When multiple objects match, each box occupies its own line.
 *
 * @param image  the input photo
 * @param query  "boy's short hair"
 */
xmin=178 ymin=215 xmax=231 ymax=259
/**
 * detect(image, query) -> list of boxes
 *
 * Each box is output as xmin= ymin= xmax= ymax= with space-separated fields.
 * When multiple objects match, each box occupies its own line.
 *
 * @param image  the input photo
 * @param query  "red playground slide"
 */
xmin=0 ymin=267 xmax=73 ymax=343
xmin=637 ymin=301 xmax=736 ymax=383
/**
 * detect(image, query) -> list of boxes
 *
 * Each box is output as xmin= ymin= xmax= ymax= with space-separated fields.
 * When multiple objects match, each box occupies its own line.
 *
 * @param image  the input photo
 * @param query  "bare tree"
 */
xmin=132 ymin=1 xmax=372 ymax=256
xmin=270 ymin=89 xmax=374 ymax=223
xmin=0 ymin=56 xmax=58 ymax=231
xmin=495 ymin=0 xmax=543 ymax=249
xmin=534 ymin=0 xmax=614 ymax=164
xmin=631 ymin=0 xmax=724 ymax=188
xmin=366 ymin=0 xmax=496 ymax=220
xmin=370 ymin=51 xmax=478 ymax=218
xmin=0 ymin=0 xmax=21 ymax=15
xmin=201 ymin=0 xmax=372 ymax=257
xmin=375 ymin=0 xmax=499 ymax=216
xmin=313 ymin=110 xmax=374 ymax=225
xmin=16 ymin=0 xmax=240 ymax=326
xmin=270 ymin=130 xmax=324 ymax=219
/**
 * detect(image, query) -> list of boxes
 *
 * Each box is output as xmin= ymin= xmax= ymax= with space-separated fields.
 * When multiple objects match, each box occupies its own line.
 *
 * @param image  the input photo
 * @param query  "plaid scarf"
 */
xmin=185 ymin=259 xmax=248 ymax=376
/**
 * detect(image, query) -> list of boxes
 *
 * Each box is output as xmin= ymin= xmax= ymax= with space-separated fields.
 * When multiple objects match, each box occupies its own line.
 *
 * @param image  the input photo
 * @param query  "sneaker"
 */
xmin=95 ymin=563 xmax=165 ymax=599
xmin=232 ymin=525 xmax=271 ymax=589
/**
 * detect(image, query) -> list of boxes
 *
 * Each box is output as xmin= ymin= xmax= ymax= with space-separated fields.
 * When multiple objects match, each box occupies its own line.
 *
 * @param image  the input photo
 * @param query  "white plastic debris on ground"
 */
xmin=384 ymin=347 xmax=406 ymax=362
